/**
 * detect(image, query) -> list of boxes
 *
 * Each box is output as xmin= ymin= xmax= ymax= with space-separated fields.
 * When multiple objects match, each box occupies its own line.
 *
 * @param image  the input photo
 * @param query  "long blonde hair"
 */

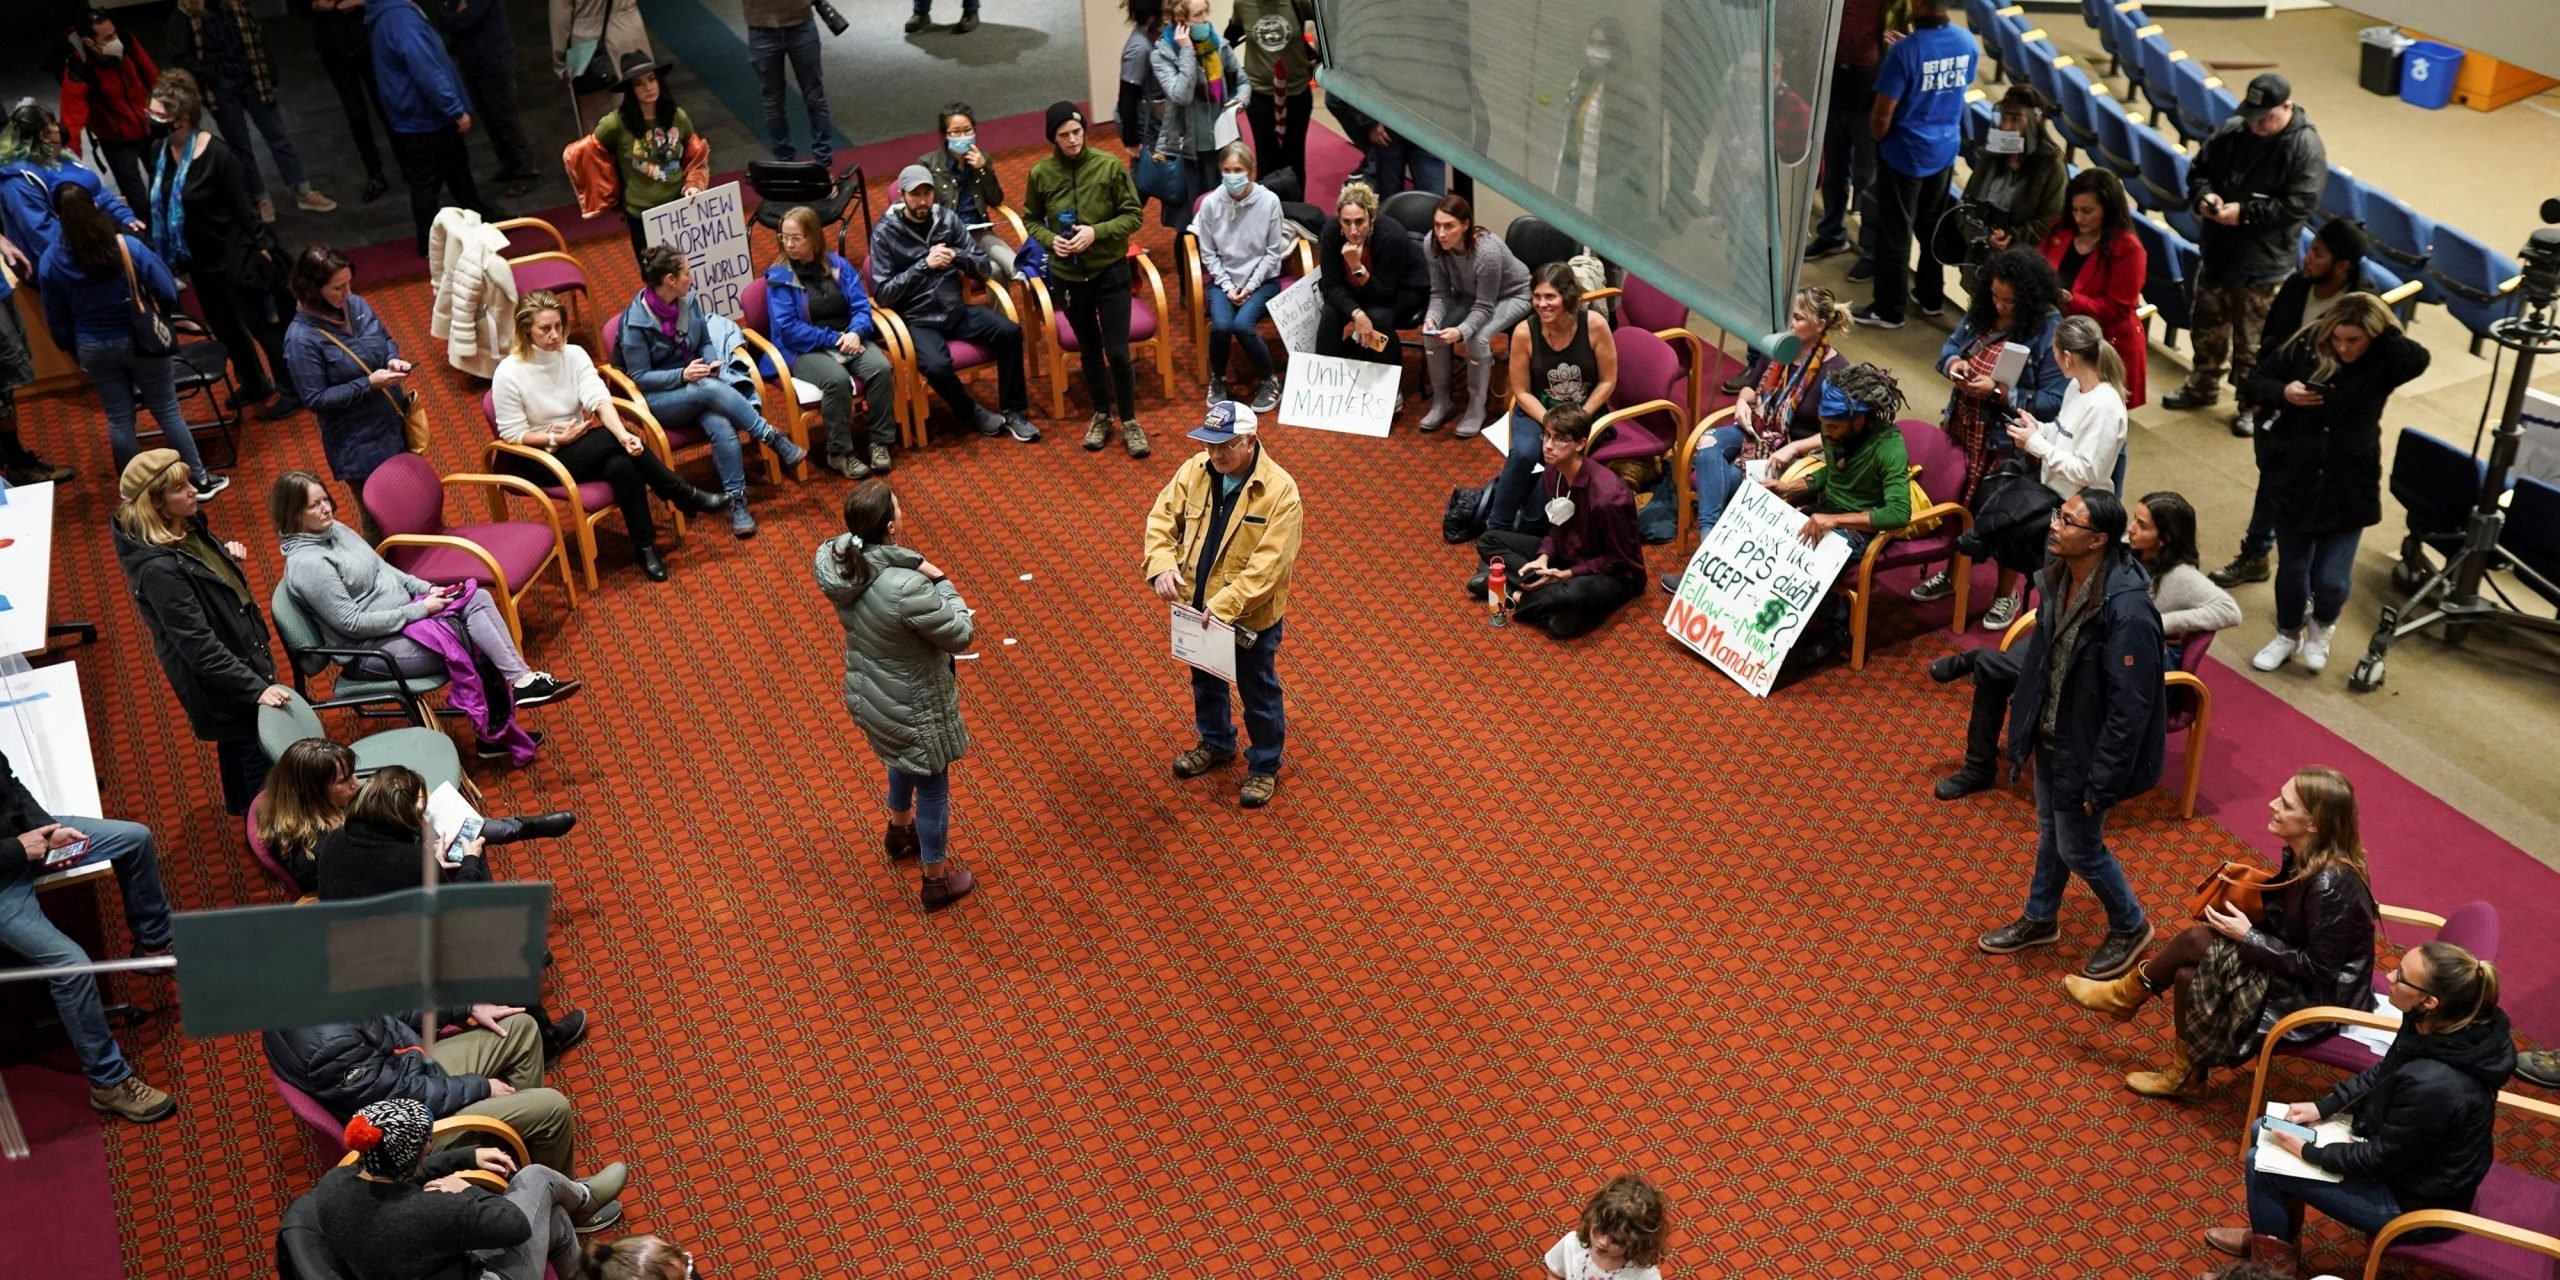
xmin=2053 ymin=314 xmax=2127 ymax=398
xmin=511 ymin=290 xmax=567 ymax=358
xmin=2305 ymin=292 xmax=2398 ymax=385
xmin=112 ymin=456 xmax=196 ymax=546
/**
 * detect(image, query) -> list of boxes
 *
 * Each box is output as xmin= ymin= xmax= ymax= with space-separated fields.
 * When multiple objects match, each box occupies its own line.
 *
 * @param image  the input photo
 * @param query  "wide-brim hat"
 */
xmin=615 ymin=50 xmax=677 ymax=89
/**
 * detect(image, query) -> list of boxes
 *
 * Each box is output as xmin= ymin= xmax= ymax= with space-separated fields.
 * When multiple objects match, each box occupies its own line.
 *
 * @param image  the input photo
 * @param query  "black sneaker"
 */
xmin=1977 ymin=916 xmax=2062 ymax=953
xmin=1912 ymin=298 xmax=1948 ymax=318
xmin=904 ymin=13 xmax=930 ymax=32
xmin=1845 ymin=258 xmax=1877 ymax=283
xmin=2081 ymin=920 xmax=2155 ymax=980
xmin=541 ymin=1008 xmax=589 ymax=1058
xmin=1928 ymin=650 xmax=1977 ymax=684
xmin=1803 ymin=237 xmax=1851 ymax=261
xmin=1247 ymin=382 xmax=1280 ymax=414
xmin=1658 ymin=571 xmax=1684 ymax=595
xmin=1933 ymin=766 xmax=1996 ymax=800
xmin=1849 ymin=303 xmax=1903 ymax=330
xmin=477 ymin=731 xmax=546 ymax=761
xmin=510 ymin=674 xmax=583 ymax=708
xmin=2161 ymin=385 xmax=2222 ymax=412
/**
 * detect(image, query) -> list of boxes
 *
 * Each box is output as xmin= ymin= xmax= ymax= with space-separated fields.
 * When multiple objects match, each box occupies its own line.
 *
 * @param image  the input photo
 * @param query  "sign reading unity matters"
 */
xmin=1664 ymin=480 xmax=1854 ymax=697
xmin=641 ymin=182 xmax=753 ymax=320
xmin=1277 ymin=352 xmax=1398 ymax=437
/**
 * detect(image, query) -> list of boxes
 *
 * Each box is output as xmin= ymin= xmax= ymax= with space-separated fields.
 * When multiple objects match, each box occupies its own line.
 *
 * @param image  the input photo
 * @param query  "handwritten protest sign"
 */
xmin=1277 ymin=352 xmax=1398 ymax=437
xmin=1266 ymin=269 xmax=1322 ymax=355
xmin=640 ymin=182 xmax=753 ymax=320
xmin=1662 ymin=480 xmax=1854 ymax=696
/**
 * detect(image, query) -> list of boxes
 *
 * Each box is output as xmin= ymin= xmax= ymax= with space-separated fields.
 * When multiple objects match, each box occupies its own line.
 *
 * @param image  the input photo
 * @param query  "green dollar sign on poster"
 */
xmin=1754 ymin=598 xmax=1786 ymax=633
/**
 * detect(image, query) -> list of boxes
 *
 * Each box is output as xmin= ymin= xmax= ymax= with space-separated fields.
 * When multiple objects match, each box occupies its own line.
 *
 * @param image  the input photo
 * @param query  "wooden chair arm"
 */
xmin=2137 ymin=302 xmax=2159 ymax=323
xmin=607 ymin=396 xmax=676 ymax=466
xmin=1652 ymin=326 xmax=1712 ymax=421
xmin=2001 ymin=608 xmax=2039 ymax=651
xmin=982 ymin=275 xmax=1022 ymax=326
xmin=1995 ymin=4 xmax=2024 ymax=13
xmin=482 ymin=441 xmax=579 ymax=495
xmin=2379 ymin=279 xmax=2423 ymax=308
xmin=1131 ymin=248 xmax=1169 ymax=315
xmin=2113 ymin=0 xmax=2144 ymax=11
xmin=2132 ymin=23 xmax=2163 ymax=37
xmin=2202 ymin=74 xmax=2223 ymax=90
xmin=2375 ymin=903 xmax=2448 ymax=930
xmin=1587 ymin=399 xmax=1682 ymax=451
xmin=598 ymin=364 xmax=644 ymax=402
xmin=2365 ymin=1210 xmax=2560 ymax=1280
xmin=492 ymin=218 xmax=569 ymax=256
xmin=993 ymin=205 xmax=1028 ymax=245
xmin=1582 ymin=286 xmax=1624 ymax=306
xmin=2019 ymin=28 xmax=2048 ymax=42
xmin=454 ymin=1170 xmax=509 ymax=1192
xmin=1292 ymin=239 xmax=1317 ymax=278
xmin=374 ymin=535 xmax=509 ymax=594
xmin=869 ymin=304 xmax=918 ymax=368
xmin=1867 ymin=500 xmax=1973 ymax=556
xmin=2055 ymin=54 xmax=2077 ymax=70
xmin=442 ymin=473 xmax=570 ymax=552
xmin=1671 ymin=407 xmax=1740 ymax=552
xmin=2240 ymin=1005 xmax=2404 ymax=1153
xmin=333 ymin=1114 xmax=531 ymax=1174
xmin=736 ymin=325 xmax=793 ymax=384
xmin=504 ymin=250 xmax=587 ymax=277
xmin=1966 ymin=87 xmax=1988 ymax=104
xmin=2498 ymin=274 xmax=2524 ymax=296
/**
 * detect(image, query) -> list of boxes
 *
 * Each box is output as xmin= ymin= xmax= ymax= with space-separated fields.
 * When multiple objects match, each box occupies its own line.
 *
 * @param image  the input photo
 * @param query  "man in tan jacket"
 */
xmin=1143 ymin=401 xmax=1303 ymax=808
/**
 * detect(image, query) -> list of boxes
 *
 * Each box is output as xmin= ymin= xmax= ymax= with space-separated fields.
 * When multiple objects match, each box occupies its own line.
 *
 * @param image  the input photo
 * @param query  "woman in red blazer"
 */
xmin=2040 ymin=169 xmax=2148 ymax=408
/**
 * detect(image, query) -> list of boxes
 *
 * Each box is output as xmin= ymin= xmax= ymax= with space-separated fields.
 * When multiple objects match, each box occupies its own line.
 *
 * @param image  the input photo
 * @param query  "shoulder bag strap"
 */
xmin=316 ymin=328 xmax=407 ymax=416
xmin=116 ymin=236 xmax=151 ymax=317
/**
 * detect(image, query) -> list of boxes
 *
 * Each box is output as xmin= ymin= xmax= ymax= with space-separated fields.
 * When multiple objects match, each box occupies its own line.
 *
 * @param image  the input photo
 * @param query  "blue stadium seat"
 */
xmin=2134 ymin=33 xmax=2182 ymax=120
xmin=2052 ymin=64 xmax=2101 ymax=161
xmin=2170 ymin=60 xmax=2226 ymax=145
xmin=2129 ymin=216 xmax=2196 ymax=347
xmin=2360 ymin=189 xmax=2437 ymax=285
xmin=2319 ymin=168 xmax=2366 ymax=228
xmin=2425 ymin=225 xmax=2525 ymax=356
xmin=2089 ymin=88 xmax=2144 ymax=186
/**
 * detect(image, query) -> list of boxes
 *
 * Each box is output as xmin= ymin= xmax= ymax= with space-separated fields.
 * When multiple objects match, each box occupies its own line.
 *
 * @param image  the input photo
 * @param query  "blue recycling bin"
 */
xmin=2400 ymin=40 xmax=2464 ymax=109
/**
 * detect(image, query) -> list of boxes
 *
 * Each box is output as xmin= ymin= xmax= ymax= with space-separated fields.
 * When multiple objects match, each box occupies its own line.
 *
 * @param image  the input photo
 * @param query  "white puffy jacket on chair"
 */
xmin=428 ymin=208 xmax=520 ymax=379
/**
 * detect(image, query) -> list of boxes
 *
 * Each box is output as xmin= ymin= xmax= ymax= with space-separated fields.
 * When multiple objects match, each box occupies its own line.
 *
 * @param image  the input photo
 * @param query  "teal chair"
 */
xmin=268 ymin=581 xmax=448 ymax=727
xmin=257 ymin=689 xmax=473 ymax=801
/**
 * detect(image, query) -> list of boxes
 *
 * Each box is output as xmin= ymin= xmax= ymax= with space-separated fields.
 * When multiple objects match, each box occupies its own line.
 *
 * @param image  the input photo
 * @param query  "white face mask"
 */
xmin=1544 ymin=494 xmax=1577 ymax=526
xmin=1585 ymin=44 xmax=1612 ymax=66
xmin=96 ymin=37 xmax=126 ymax=60
xmin=1983 ymin=128 xmax=2024 ymax=155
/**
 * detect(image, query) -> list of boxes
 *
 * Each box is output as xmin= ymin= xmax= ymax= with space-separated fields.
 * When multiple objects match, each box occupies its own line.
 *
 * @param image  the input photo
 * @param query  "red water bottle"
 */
xmin=1487 ymin=560 xmax=1508 ymax=626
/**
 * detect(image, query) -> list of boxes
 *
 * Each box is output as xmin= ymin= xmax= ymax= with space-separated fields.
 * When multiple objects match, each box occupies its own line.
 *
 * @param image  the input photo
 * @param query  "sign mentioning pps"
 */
xmin=640 ymin=181 xmax=753 ymax=321
xmin=1663 ymin=481 xmax=1855 ymax=696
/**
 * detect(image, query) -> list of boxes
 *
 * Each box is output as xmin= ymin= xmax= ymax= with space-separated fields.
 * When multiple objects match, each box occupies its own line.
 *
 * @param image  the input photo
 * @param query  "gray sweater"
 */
xmin=282 ymin=522 xmax=439 ymax=645
xmin=1192 ymin=183 xmax=1292 ymax=295
xmin=2152 ymin=561 xmax=2242 ymax=639
xmin=1423 ymin=234 xmax=1532 ymax=336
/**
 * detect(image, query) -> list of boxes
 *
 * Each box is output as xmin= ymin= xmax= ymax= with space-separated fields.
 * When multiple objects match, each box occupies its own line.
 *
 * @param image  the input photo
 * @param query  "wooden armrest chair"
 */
xmin=1671 ymin=407 xmax=1743 ymax=553
xmin=360 ymin=454 xmax=577 ymax=648
xmin=1027 ymin=247 xmax=1175 ymax=419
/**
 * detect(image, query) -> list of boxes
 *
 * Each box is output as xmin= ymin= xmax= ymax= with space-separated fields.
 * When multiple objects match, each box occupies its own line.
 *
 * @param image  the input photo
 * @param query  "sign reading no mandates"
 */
xmin=1664 ymin=480 xmax=1854 ymax=696
xmin=641 ymin=181 xmax=753 ymax=321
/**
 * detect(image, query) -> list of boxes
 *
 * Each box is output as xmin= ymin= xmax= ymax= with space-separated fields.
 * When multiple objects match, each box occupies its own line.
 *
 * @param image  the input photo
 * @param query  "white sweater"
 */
xmin=2019 ymin=379 xmax=2127 ymax=494
xmin=490 ymin=344 xmax=611 ymax=444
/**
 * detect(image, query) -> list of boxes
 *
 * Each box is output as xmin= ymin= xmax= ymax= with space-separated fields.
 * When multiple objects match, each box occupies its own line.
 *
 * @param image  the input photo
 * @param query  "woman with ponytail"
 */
xmin=1965 ymin=313 xmax=2131 ymax=620
xmin=2203 ymin=939 xmax=2515 ymax=1275
xmin=2059 ymin=766 xmax=2376 ymax=1099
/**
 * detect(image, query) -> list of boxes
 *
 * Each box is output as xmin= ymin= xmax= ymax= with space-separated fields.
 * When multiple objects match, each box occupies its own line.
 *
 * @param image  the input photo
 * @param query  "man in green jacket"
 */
xmin=1021 ymin=101 xmax=1150 ymax=457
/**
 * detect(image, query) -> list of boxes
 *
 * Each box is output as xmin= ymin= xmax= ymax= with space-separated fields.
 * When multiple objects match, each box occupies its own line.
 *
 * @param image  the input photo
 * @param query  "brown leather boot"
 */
xmin=2127 ymin=1036 xmax=2212 ymax=1098
xmin=2063 ymin=965 xmax=2156 ymax=1020
xmin=2247 ymin=1234 xmax=2301 ymax=1278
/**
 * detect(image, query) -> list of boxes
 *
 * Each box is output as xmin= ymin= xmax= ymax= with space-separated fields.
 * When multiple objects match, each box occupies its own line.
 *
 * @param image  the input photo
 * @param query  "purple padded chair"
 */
xmin=1586 ymin=328 xmax=1689 ymax=468
xmin=361 ymin=453 xmax=576 ymax=647
xmin=478 ymin=389 xmax=630 ymax=591
xmin=242 ymin=792 xmax=305 ymax=899
xmin=1846 ymin=420 xmax=1975 ymax=670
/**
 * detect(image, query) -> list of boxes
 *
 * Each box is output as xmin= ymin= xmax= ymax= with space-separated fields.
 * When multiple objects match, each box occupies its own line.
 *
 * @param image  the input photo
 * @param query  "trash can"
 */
xmin=2401 ymin=39 xmax=2465 ymax=109
xmin=2359 ymin=26 xmax=2411 ymax=96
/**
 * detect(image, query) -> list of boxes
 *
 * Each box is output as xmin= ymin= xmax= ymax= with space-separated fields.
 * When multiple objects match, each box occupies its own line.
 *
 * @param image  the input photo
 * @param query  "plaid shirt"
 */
xmin=179 ymin=0 xmax=275 ymax=108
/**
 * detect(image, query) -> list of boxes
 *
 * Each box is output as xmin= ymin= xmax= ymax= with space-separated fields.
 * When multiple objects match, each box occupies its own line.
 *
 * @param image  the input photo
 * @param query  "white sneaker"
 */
xmin=2251 ymin=631 xmax=2300 ymax=672
xmin=2300 ymin=621 xmax=2334 ymax=673
xmin=1980 ymin=592 xmax=2022 ymax=631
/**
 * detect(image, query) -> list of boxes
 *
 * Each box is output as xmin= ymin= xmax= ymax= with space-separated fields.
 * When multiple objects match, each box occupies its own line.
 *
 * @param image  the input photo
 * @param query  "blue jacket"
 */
xmin=0 ymin=159 xmax=138 ymax=267
xmin=615 ymin=289 xmax=715 ymax=390
xmin=1939 ymin=309 xmax=2067 ymax=424
xmin=367 ymin=0 xmax=471 ymax=135
xmin=284 ymin=297 xmax=409 ymax=485
xmin=36 ymin=235 xmax=175 ymax=352
xmin=763 ymin=255 xmax=876 ymax=365
xmin=2006 ymin=550 xmax=2167 ymax=811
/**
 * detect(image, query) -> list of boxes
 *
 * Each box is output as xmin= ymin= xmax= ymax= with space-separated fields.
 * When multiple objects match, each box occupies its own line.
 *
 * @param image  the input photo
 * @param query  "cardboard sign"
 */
xmin=1662 ymin=481 xmax=1855 ymax=696
xmin=640 ymin=181 xmax=754 ymax=320
xmin=1265 ymin=269 xmax=1322 ymax=355
xmin=1276 ymin=352 xmax=1398 ymax=438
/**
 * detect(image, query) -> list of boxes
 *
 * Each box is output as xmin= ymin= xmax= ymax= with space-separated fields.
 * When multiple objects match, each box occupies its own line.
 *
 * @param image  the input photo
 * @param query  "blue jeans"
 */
xmin=1689 ymin=424 xmax=1750 ymax=534
xmin=2240 ymin=484 xmax=2276 ymax=558
xmin=2022 ymin=748 xmax=2147 ymax=934
xmin=78 ymin=339 xmax=203 ymax=480
xmin=1206 ymin=278 xmax=1285 ymax=379
xmin=1360 ymin=137 xmax=1447 ymax=196
xmin=886 ymin=767 xmax=951 ymax=869
xmin=1816 ymin=63 xmax=1877 ymax=247
xmin=2245 ymin=1149 xmax=2404 ymax=1239
xmin=644 ymin=378 xmax=770 ymax=496
xmin=1487 ymin=408 xmax=1556 ymax=532
xmin=748 ymin=20 xmax=833 ymax=164
xmin=0 ymin=817 xmax=174 ymax=1087
xmin=209 ymin=88 xmax=308 ymax=198
xmin=2272 ymin=526 xmax=2361 ymax=633
xmin=1192 ymin=618 xmax=1286 ymax=774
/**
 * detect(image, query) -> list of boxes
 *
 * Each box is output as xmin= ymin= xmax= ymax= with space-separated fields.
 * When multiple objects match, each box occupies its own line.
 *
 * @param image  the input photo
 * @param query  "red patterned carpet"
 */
xmin=19 ymin=149 xmax=2558 ymax=1277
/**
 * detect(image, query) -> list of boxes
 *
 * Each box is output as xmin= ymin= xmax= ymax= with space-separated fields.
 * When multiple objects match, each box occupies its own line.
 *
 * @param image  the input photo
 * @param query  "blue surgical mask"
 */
xmin=946 ymin=133 xmax=974 ymax=156
xmin=1191 ymin=22 xmax=1217 ymax=46
xmin=1221 ymin=173 xmax=1249 ymax=195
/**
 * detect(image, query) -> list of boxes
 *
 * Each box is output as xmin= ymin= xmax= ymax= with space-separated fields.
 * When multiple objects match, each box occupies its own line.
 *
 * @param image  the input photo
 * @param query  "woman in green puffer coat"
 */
xmin=813 ymin=479 xmax=980 ymax=912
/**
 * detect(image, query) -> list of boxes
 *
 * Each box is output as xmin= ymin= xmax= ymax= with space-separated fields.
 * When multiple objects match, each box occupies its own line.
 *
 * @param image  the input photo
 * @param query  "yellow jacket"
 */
xmin=1141 ymin=445 xmax=1302 ymax=631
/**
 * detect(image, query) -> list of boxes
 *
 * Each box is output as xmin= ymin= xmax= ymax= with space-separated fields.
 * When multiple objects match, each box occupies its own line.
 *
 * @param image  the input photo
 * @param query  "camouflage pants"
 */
xmin=2182 ymin=280 xmax=2277 ymax=397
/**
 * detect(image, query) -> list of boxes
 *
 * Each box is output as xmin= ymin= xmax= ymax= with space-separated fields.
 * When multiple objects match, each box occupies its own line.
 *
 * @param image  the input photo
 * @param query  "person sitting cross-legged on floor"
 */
xmin=315 ymin=1098 xmax=630 ymax=1280
xmin=2059 ymin=765 xmax=2375 ymax=1101
xmin=617 ymin=245 xmax=809 ymax=538
xmin=1467 ymin=406 xmax=1645 ymax=639
xmin=0 ymin=753 xmax=177 ymax=1123
xmin=1930 ymin=490 xmax=2238 ymax=799
xmin=259 ymin=738 xmax=575 ymax=897
xmin=869 ymin=164 xmax=1037 ymax=443
xmin=2199 ymin=941 xmax=2512 ymax=1278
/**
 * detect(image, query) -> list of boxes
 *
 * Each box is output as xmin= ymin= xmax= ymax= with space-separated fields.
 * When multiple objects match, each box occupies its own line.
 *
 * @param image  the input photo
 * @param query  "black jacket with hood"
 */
xmin=2243 ymin=326 xmax=2431 ymax=536
xmin=2005 ymin=548 xmax=2167 ymax=811
xmin=2184 ymin=106 xmax=2326 ymax=287
xmin=2305 ymin=1007 xmax=2517 ymax=1214
xmin=112 ymin=514 xmax=277 ymax=743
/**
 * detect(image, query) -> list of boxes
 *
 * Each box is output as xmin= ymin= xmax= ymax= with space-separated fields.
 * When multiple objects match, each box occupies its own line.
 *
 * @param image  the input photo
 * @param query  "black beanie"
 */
xmin=1045 ymin=101 xmax=1083 ymax=141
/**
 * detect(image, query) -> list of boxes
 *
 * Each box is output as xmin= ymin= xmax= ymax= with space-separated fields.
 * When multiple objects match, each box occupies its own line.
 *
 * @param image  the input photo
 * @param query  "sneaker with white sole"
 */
xmin=2251 ymin=631 xmax=2300 ymax=671
xmin=296 ymin=190 xmax=339 ymax=213
xmin=193 ymin=473 xmax=231 ymax=501
xmin=1908 ymin=569 xmax=1954 ymax=602
xmin=1850 ymin=303 xmax=1903 ymax=329
xmin=1205 ymin=376 xmax=1228 ymax=407
xmin=1248 ymin=381 xmax=1280 ymax=414
xmin=2301 ymin=620 xmax=2335 ymax=672
xmin=1980 ymin=592 xmax=2022 ymax=630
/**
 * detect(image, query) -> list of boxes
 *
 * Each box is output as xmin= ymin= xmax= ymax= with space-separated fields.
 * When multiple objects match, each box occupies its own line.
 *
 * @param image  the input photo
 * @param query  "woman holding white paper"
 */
xmin=815 ymin=479 xmax=981 ymax=913
xmin=1970 ymin=315 xmax=2130 ymax=624
xmin=257 ymin=739 xmax=575 ymax=896
xmin=2059 ymin=766 xmax=2377 ymax=1099
xmin=2201 ymin=939 xmax=2512 ymax=1275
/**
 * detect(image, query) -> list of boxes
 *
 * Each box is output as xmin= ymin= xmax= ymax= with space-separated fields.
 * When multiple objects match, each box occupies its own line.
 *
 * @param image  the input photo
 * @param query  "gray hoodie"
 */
xmin=1423 ymin=232 xmax=1532 ymax=336
xmin=282 ymin=521 xmax=439 ymax=645
xmin=1192 ymin=182 xmax=1291 ymax=294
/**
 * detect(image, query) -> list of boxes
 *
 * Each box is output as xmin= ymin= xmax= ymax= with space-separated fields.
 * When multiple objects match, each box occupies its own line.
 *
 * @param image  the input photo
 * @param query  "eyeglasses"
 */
xmin=2050 ymin=510 xmax=2097 ymax=532
xmin=2388 ymin=964 xmax=2434 ymax=997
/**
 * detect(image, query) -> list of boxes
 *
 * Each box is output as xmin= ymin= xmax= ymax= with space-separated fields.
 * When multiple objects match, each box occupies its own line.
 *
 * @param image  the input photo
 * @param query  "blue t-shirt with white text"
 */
xmin=1874 ymin=23 xmax=1977 ymax=178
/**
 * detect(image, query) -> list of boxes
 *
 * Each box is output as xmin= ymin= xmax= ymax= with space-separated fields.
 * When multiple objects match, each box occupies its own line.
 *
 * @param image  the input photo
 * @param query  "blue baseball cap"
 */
xmin=1187 ymin=400 xmax=1260 ymax=444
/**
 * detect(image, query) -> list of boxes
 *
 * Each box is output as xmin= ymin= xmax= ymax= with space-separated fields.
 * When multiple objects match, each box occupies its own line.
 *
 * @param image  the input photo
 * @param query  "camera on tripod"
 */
xmin=811 ymin=0 xmax=850 ymax=36
xmin=2515 ymin=198 xmax=2560 ymax=306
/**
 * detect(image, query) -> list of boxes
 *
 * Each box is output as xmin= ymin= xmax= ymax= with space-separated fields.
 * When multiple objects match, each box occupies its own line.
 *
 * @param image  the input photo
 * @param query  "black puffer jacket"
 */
xmin=2306 ymin=1007 xmax=2517 ymax=1213
xmin=264 ymin=1014 xmax=493 ymax=1121
xmin=2241 ymin=852 xmax=2378 ymax=1050
xmin=112 ymin=516 xmax=277 ymax=743
xmin=2244 ymin=326 xmax=2430 ymax=535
